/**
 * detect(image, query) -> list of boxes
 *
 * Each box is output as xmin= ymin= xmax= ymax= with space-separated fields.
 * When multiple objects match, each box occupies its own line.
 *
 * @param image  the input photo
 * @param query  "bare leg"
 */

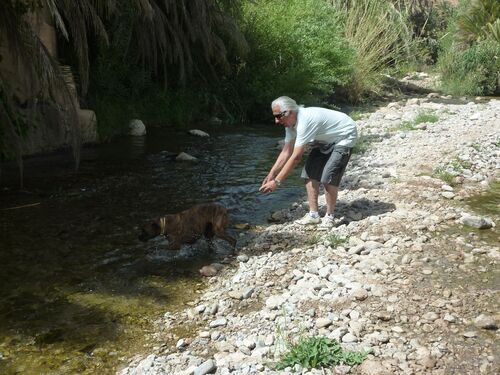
xmin=305 ymin=179 xmax=320 ymax=212
xmin=323 ymin=184 xmax=339 ymax=215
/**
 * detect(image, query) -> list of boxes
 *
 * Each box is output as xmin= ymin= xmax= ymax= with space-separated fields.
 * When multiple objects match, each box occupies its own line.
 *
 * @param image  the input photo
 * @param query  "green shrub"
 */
xmin=456 ymin=0 xmax=500 ymax=46
xmin=238 ymin=0 xmax=354 ymax=121
xmin=438 ymin=38 xmax=500 ymax=96
xmin=275 ymin=336 xmax=367 ymax=370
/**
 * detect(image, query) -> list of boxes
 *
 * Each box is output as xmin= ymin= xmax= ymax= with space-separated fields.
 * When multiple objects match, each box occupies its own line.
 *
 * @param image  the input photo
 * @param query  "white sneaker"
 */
xmin=318 ymin=215 xmax=335 ymax=229
xmin=295 ymin=213 xmax=321 ymax=225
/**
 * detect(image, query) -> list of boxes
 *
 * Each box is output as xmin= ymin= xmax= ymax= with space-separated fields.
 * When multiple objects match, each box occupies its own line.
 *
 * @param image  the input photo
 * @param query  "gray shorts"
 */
xmin=300 ymin=144 xmax=352 ymax=186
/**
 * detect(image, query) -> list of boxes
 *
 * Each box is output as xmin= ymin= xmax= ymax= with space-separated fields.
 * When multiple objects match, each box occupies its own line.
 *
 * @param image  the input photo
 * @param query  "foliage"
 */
xmin=324 ymin=234 xmax=347 ymax=248
xmin=438 ymin=38 xmax=500 ymax=96
xmin=86 ymin=0 xmax=248 ymax=132
xmin=455 ymin=0 xmax=500 ymax=46
xmin=352 ymin=133 xmax=381 ymax=154
xmin=414 ymin=111 xmax=439 ymax=124
xmin=330 ymin=0 xmax=414 ymax=102
xmin=307 ymin=234 xmax=322 ymax=246
xmin=388 ymin=111 xmax=438 ymax=132
xmin=275 ymin=336 xmax=367 ymax=370
xmin=435 ymin=0 xmax=500 ymax=96
xmin=236 ymin=0 xmax=354 ymax=121
xmin=116 ymin=0 xmax=248 ymax=88
xmin=432 ymin=166 xmax=456 ymax=185
xmin=394 ymin=0 xmax=455 ymax=65
xmin=0 ymin=0 xmax=111 ymax=178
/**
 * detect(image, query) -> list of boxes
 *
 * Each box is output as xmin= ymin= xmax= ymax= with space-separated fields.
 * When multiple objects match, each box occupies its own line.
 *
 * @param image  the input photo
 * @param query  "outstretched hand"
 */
xmin=259 ymin=179 xmax=277 ymax=194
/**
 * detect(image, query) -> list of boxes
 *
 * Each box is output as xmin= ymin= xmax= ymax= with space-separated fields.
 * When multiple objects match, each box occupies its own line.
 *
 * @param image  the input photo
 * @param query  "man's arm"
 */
xmin=275 ymin=145 xmax=305 ymax=182
xmin=260 ymin=144 xmax=305 ymax=193
xmin=261 ymin=141 xmax=294 ymax=186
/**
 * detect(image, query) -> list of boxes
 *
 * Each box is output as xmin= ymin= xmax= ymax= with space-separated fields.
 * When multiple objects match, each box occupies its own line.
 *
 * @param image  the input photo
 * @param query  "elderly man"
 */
xmin=259 ymin=96 xmax=357 ymax=227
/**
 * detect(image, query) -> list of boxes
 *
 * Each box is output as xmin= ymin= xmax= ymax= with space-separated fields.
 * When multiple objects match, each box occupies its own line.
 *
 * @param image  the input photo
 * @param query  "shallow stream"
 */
xmin=0 ymin=124 xmax=304 ymax=374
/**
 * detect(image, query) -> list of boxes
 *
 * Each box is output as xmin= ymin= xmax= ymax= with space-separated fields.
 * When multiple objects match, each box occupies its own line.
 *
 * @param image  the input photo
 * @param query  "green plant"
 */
xmin=390 ymin=120 xmax=417 ymax=132
xmin=471 ymin=143 xmax=482 ymax=151
xmin=456 ymin=0 xmax=500 ymax=46
xmin=432 ymin=166 xmax=456 ymax=185
xmin=438 ymin=38 xmax=500 ymax=96
xmin=307 ymin=234 xmax=322 ymax=246
xmin=414 ymin=111 xmax=439 ymax=124
xmin=390 ymin=177 xmax=401 ymax=183
xmin=449 ymin=158 xmax=472 ymax=171
xmin=324 ymin=234 xmax=347 ymax=248
xmin=275 ymin=336 xmax=367 ymax=370
xmin=331 ymin=0 xmax=414 ymax=101
xmin=239 ymin=0 xmax=354 ymax=120
xmin=352 ymin=134 xmax=374 ymax=154
xmin=349 ymin=111 xmax=364 ymax=121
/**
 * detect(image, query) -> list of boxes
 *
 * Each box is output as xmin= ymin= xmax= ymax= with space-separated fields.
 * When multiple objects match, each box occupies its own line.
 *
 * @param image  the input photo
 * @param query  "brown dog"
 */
xmin=139 ymin=203 xmax=236 ymax=251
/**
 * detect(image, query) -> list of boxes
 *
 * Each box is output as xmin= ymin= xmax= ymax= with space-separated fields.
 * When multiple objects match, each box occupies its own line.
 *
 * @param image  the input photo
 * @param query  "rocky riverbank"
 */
xmin=119 ymin=94 xmax=499 ymax=375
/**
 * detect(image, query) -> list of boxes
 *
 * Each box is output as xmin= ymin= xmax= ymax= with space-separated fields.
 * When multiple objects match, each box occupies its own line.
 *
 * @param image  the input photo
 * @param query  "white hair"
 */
xmin=271 ymin=96 xmax=300 ymax=112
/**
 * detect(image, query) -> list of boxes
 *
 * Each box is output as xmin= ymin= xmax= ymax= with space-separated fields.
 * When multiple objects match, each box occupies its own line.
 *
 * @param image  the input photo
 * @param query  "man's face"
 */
xmin=272 ymin=105 xmax=296 ymax=128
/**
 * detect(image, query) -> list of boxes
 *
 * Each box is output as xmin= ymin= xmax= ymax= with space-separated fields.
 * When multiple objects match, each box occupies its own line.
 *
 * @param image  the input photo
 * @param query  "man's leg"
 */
xmin=305 ymin=178 xmax=321 ymax=212
xmin=323 ymin=184 xmax=339 ymax=215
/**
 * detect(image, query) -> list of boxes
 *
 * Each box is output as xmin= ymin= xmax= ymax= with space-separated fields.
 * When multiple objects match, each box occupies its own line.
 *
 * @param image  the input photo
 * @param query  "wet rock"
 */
xmin=189 ymin=129 xmax=210 ymax=137
xmin=199 ymin=265 xmax=219 ymax=277
xmin=176 ymin=152 xmax=198 ymax=162
xmin=460 ymin=214 xmax=494 ymax=229
xmin=129 ymin=119 xmax=146 ymax=136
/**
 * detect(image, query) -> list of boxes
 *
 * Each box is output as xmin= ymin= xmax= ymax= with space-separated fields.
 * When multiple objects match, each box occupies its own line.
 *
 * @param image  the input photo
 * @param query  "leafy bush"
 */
xmin=275 ymin=336 xmax=366 ymax=370
xmin=438 ymin=38 xmax=500 ymax=96
xmin=436 ymin=0 xmax=500 ymax=96
xmin=238 ymin=0 xmax=354 ymax=121
xmin=398 ymin=0 xmax=455 ymax=65
xmin=456 ymin=0 xmax=500 ymax=46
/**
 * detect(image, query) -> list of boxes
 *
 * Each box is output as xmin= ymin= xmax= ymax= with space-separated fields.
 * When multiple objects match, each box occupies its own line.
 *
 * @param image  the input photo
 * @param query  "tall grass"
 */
xmin=330 ymin=0 xmax=413 ymax=101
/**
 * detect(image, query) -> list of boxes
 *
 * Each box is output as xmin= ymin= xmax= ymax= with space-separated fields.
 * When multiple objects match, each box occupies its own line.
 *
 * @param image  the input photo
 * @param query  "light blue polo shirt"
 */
xmin=284 ymin=107 xmax=357 ymax=148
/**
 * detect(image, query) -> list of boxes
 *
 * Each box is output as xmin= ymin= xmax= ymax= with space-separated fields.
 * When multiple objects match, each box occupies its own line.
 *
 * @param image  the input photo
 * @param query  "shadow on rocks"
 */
xmin=336 ymin=197 xmax=396 ymax=224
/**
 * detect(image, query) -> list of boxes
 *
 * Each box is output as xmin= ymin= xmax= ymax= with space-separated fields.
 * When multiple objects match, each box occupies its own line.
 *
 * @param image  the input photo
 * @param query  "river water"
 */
xmin=0 ymin=124 xmax=304 ymax=374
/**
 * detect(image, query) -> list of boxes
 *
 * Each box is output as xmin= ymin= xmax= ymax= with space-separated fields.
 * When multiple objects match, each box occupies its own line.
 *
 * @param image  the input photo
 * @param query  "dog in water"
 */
xmin=139 ymin=203 xmax=236 ymax=251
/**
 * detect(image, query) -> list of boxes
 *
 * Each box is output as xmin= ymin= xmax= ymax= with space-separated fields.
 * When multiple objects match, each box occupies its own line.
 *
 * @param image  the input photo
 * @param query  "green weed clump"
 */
xmin=414 ymin=111 xmax=439 ymax=124
xmin=390 ymin=111 xmax=439 ymax=132
xmin=432 ymin=166 xmax=456 ymax=185
xmin=352 ymin=134 xmax=373 ymax=154
xmin=275 ymin=336 xmax=367 ymax=370
xmin=324 ymin=234 xmax=347 ymax=248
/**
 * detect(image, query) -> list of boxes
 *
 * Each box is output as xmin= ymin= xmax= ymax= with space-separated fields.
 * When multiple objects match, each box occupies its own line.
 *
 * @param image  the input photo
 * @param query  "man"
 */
xmin=259 ymin=96 xmax=357 ymax=227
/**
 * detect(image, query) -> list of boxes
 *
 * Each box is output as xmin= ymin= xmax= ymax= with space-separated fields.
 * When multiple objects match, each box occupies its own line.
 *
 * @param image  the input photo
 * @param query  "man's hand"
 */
xmin=259 ymin=179 xmax=278 ymax=194
xmin=261 ymin=173 xmax=274 ymax=187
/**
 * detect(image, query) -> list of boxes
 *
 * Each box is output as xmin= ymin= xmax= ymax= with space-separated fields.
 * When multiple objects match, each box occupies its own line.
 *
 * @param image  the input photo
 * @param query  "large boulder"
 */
xmin=129 ymin=119 xmax=146 ymax=136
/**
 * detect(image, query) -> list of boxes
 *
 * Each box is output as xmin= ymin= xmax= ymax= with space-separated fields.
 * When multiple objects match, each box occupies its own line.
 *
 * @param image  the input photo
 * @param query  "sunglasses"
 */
xmin=273 ymin=110 xmax=289 ymax=120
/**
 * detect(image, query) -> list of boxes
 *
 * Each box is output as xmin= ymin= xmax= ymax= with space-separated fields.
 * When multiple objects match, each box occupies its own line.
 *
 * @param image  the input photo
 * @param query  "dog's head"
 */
xmin=138 ymin=219 xmax=162 ymax=242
